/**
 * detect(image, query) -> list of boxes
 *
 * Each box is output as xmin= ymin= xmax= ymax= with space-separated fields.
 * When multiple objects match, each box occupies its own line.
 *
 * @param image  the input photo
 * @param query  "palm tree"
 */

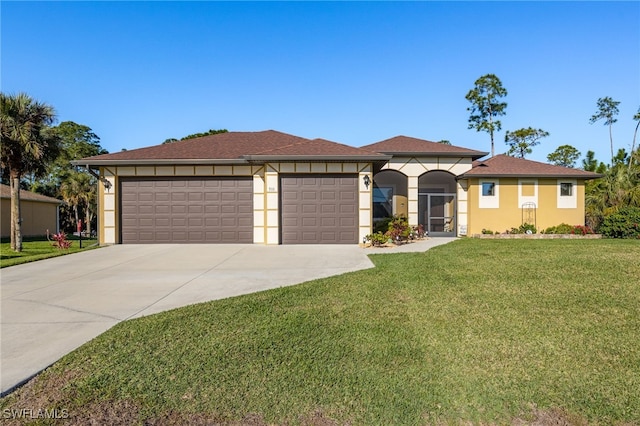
xmin=585 ymin=152 xmax=640 ymax=230
xmin=1 ymin=93 xmax=59 ymax=251
xmin=60 ymin=171 xmax=93 ymax=234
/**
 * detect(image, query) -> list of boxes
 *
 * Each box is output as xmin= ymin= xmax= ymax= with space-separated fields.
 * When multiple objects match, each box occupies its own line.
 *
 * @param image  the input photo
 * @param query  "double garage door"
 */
xmin=120 ymin=177 xmax=253 ymax=244
xmin=119 ymin=174 xmax=358 ymax=244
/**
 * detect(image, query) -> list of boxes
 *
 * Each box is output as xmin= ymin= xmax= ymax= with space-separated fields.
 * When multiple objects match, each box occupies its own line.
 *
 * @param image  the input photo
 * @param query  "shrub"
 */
xmin=366 ymin=216 xmax=417 ymax=245
xmin=386 ymin=215 xmax=411 ymax=242
xmin=570 ymin=225 xmax=594 ymax=235
xmin=543 ymin=223 xmax=573 ymax=234
xmin=543 ymin=223 xmax=594 ymax=235
xmin=373 ymin=217 xmax=392 ymax=234
xmin=518 ymin=223 xmax=537 ymax=234
xmin=411 ymin=224 xmax=426 ymax=239
xmin=481 ymin=229 xmax=494 ymax=235
xmin=51 ymin=232 xmax=72 ymax=250
xmin=599 ymin=207 xmax=640 ymax=239
xmin=365 ymin=232 xmax=388 ymax=246
xmin=506 ymin=223 xmax=536 ymax=234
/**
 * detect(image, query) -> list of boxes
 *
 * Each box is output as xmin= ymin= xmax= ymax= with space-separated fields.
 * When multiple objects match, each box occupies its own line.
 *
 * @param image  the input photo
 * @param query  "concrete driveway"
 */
xmin=1 ymin=244 xmax=375 ymax=395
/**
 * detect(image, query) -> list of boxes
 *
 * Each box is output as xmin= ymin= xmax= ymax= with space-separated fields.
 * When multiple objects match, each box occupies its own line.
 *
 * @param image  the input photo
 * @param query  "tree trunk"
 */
xmin=73 ymin=205 xmax=79 ymax=233
xmin=609 ymin=123 xmax=614 ymax=165
xmin=10 ymin=173 xmax=23 ymax=252
xmin=489 ymin=111 xmax=495 ymax=157
xmin=630 ymin=121 xmax=639 ymax=171
xmin=85 ymin=205 xmax=92 ymax=236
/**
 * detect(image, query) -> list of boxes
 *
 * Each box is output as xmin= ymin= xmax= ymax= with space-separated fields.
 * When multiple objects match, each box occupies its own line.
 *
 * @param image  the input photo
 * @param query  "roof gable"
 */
xmin=362 ymin=136 xmax=488 ymax=159
xmin=459 ymin=154 xmax=602 ymax=178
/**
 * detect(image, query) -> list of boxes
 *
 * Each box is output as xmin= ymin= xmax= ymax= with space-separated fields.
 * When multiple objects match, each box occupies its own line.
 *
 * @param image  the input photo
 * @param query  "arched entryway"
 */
xmin=372 ymin=170 xmax=408 ymax=226
xmin=418 ymin=170 xmax=457 ymax=236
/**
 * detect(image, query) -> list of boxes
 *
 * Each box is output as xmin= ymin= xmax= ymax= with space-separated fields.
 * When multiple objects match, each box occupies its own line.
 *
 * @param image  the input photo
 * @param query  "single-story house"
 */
xmin=0 ymin=184 xmax=62 ymax=238
xmin=75 ymin=130 xmax=601 ymax=244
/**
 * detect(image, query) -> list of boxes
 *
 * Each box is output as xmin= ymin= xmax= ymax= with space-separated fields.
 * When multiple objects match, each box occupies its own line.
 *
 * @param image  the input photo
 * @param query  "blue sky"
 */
xmin=2 ymin=1 xmax=639 ymax=165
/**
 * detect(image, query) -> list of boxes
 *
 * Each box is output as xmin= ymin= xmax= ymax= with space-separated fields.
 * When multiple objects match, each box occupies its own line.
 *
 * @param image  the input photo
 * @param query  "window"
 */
xmin=557 ymin=179 xmax=577 ymax=209
xmin=560 ymin=182 xmax=573 ymax=196
xmin=479 ymin=179 xmax=499 ymax=209
xmin=482 ymin=182 xmax=495 ymax=196
xmin=373 ymin=186 xmax=393 ymax=221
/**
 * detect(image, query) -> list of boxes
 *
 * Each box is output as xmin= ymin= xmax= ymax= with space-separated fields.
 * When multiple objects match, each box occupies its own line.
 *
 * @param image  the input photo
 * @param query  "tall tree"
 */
xmin=547 ymin=145 xmax=581 ymax=168
xmin=504 ymin=127 xmax=549 ymax=159
xmin=465 ymin=74 xmax=508 ymax=157
xmin=582 ymin=150 xmax=607 ymax=174
xmin=1 ymin=93 xmax=60 ymax=251
xmin=30 ymin=121 xmax=106 ymax=197
xmin=163 ymin=129 xmax=228 ymax=143
xmin=589 ymin=96 xmax=620 ymax=164
xmin=630 ymin=107 xmax=640 ymax=171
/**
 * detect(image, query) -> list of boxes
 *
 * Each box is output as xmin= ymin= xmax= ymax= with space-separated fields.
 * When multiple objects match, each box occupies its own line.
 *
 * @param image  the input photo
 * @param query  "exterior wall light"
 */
xmin=363 ymin=175 xmax=371 ymax=189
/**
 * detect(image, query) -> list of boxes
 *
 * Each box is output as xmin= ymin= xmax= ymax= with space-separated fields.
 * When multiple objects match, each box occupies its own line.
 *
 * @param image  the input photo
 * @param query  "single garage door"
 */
xmin=120 ymin=177 xmax=253 ymax=243
xmin=280 ymin=174 xmax=358 ymax=244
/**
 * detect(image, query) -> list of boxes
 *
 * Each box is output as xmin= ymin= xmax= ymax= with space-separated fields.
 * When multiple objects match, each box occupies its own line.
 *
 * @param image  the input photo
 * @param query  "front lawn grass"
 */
xmin=2 ymin=239 xmax=639 ymax=425
xmin=0 ymin=236 xmax=98 ymax=268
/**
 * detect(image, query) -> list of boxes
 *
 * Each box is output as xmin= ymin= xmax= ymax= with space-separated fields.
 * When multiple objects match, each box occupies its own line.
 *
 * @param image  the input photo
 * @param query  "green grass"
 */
xmin=0 ymin=236 xmax=99 ymax=268
xmin=2 ymin=239 xmax=639 ymax=425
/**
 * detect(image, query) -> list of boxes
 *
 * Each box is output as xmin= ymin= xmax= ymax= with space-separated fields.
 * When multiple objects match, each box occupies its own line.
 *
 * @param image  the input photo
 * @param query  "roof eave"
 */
xmin=379 ymin=151 xmax=488 ymax=160
xmin=0 ymin=195 xmax=63 ymax=204
xmin=71 ymin=158 xmax=249 ymax=167
xmin=457 ymin=173 xmax=603 ymax=179
xmin=241 ymin=154 xmax=392 ymax=162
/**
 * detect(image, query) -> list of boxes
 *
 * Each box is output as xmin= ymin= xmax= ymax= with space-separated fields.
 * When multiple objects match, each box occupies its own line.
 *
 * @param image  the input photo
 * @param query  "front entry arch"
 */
xmin=418 ymin=171 xmax=457 ymax=237
xmin=372 ymin=170 xmax=408 ymax=226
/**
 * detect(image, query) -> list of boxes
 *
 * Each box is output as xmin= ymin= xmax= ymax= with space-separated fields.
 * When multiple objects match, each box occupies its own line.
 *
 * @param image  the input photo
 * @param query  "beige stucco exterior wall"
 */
xmin=0 ymin=198 xmax=59 ymax=238
xmin=98 ymin=162 xmax=373 ymax=245
xmin=465 ymin=177 xmax=586 ymax=234
xmin=379 ymin=156 xmax=473 ymax=235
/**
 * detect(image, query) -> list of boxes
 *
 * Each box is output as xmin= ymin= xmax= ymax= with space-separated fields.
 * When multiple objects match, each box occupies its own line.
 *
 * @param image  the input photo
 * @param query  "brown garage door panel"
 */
xmin=120 ymin=177 xmax=253 ymax=244
xmin=280 ymin=174 xmax=358 ymax=244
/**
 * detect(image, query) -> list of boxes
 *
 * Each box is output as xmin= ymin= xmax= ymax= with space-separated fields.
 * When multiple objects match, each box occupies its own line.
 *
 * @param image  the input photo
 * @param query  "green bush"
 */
xmin=599 ymin=207 xmax=640 ymax=239
xmin=365 ymin=232 xmax=388 ymax=246
xmin=543 ymin=223 xmax=594 ymax=235
xmin=507 ymin=223 xmax=536 ymax=234
xmin=367 ymin=215 xmax=414 ymax=245
xmin=543 ymin=223 xmax=574 ymax=234
xmin=373 ymin=217 xmax=392 ymax=234
xmin=519 ymin=223 xmax=537 ymax=234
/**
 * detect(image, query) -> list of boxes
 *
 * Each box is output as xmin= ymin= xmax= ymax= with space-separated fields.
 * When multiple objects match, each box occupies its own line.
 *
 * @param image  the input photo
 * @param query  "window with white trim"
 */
xmin=482 ymin=182 xmax=495 ymax=196
xmin=479 ymin=179 xmax=499 ymax=208
xmin=560 ymin=182 xmax=573 ymax=196
xmin=557 ymin=179 xmax=577 ymax=209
